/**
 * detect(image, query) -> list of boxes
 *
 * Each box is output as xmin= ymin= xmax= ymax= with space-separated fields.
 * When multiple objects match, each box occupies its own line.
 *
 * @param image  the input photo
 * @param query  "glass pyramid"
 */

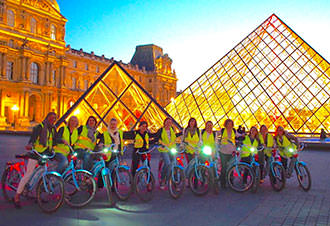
xmin=56 ymin=62 xmax=182 ymax=132
xmin=166 ymin=14 xmax=330 ymax=135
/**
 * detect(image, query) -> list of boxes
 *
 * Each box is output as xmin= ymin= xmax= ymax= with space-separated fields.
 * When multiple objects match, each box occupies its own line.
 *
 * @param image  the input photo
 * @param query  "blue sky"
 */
xmin=57 ymin=0 xmax=330 ymax=90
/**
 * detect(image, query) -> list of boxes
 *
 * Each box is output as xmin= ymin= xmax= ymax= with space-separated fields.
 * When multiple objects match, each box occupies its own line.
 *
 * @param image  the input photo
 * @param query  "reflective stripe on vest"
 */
xmin=74 ymin=126 xmax=97 ymax=150
xmin=184 ymin=130 xmax=199 ymax=154
xmin=221 ymin=128 xmax=235 ymax=145
xmin=202 ymin=130 xmax=216 ymax=150
xmin=34 ymin=123 xmax=54 ymax=153
xmin=159 ymin=127 xmax=176 ymax=152
xmin=134 ymin=132 xmax=149 ymax=149
xmin=241 ymin=136 xmax=259 ymax=158
xmin=54 ymin=126 xmax=78 ymax=156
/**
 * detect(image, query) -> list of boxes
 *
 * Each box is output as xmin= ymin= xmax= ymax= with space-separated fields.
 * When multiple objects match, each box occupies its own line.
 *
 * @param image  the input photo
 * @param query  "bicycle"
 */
xmin=226 ymin=147 xmax=255 ymax=192
xmin=263 ymin=146 xmax=286 ymax=192
xmin=185 ymin=143 xmax=212 ymax=196
xmin=106 ymin=146 xmax=133 ymax=201
xmin=61 ymin=145 xmax=96 ymax=208
xmin=134 ymin=146 xmax=157 ymax=202
xmin=89 ymin=146 xmax=115 ymax=206
xmin=280 ymin=143 xmax=311 ymax=191
xmin=2 ymin=149 xmax=65 ymax=213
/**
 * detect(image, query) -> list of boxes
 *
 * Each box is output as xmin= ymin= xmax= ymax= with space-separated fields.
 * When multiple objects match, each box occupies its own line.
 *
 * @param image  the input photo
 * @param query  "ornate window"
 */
xmin=7 ymin=10 xmax=14 ymax=27
xmin=8 ymin=39 xmax=14 ymax=48
xmin=6 ymin=61 xmax=13 ymax=80
xmin=73 ymin=60 xmax=77 ymax=68
xmin=72 ymin=77 xmax=76 ymax=89
xmin=85 ymin=63 xmax=89 ymax=71
xmin=50 ymin=24 xmax=56 ymax=40
xmin=52 ymin=70 xmax=56 ymax=85
xmin=84 ymin=80 xmax=88 ymax=90
xmin=30 ymin=62 xmax=39 ymax=84
xmin=96 ymin=66 xmax=100 ymax=73
xmin=30 ymin=17 xmax=37 ymax=33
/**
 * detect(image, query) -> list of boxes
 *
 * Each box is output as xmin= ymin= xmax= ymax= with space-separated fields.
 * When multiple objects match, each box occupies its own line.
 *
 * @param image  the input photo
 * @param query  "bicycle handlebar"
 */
xmin=32 ymin=149 xmax=56 ymax=160
xmin=136 ymin=145 xmax=158 ymax=155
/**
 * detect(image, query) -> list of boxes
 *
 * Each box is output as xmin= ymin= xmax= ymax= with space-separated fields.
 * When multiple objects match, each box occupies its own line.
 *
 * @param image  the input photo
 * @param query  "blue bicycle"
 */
xmin=2 ymin=150 xmax=65 ymax=213
xmin=62 ymin=145 xmax=96 ymax=208
xmin=134 ymin=146 xmax=157 ymax=202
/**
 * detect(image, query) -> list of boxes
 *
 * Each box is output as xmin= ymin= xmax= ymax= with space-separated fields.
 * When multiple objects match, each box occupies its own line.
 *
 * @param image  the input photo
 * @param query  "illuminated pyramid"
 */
xmin=56 ymin=62 xmax=181 ymax=132
xmin=166 ymin=14 xmax=330 ymax=134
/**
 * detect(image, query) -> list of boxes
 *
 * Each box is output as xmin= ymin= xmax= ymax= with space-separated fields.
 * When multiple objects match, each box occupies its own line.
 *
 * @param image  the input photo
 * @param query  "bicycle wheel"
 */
xmin=1 ymin=166 xmax=23 ymax=202
xmin=103 ymin=173 xmax=115 ymax=206
xmin=134 ymin=168 xmax=155 ymax=202
xmin=295 ymin=162 xmax=311 ymax=191
xmin=227 ymin=163 xmax=254 ymax=192
xmin=36 ymin=174 xmax=64 ymax=213
xmin=211 ymin=168 xmax=220 ymax=195
xmin=113 ymin=167 xmax=133 ymax=201
xmin=64 ymin=171 xmax=96 ymax=208
xmin=251 ymin=166 xmax=260 ymax=193
xmin=168 ymin=166 xmax=185 ymax=199
xmin=188 ymin=165 xmax=211 ymax=196
xmin=269 ymin=162 xmax=286 ymax=192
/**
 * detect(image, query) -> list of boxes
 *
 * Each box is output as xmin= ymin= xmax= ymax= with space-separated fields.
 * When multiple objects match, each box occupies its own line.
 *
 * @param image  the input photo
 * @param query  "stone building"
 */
xmin=0 ymin=0 xmax=177 ymax=130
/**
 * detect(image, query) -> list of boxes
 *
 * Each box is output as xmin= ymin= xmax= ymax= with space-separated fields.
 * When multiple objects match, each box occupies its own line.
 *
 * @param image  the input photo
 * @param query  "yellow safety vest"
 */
xmin=276 ymin=135 xmax=297 ymax=157
xmin=241 ymin=135 xmax=259 ymax=158
xmin=259 ymin=133 xmax=274 ymax=157
xmin=134 ymin=132 xmax=149 ymax=149
xmin=202 ymin=130 xmax=216 ymax=151
xmin=33 ymin=123 xmax=55 ymax=153
xmin=159 ymin=127 xmax=176 ymax=152
xmin=103 ymin=130 xmax=124 ymax=161
xmin=221 ymin=128 xmax=235 ymax=145
xmin=54 ymin=126 xmax=78 ymax=156
xmin=74 ymin=126 xmax=98 ymax=150
xmin=184 ymin=129 xmax=199 ymax=154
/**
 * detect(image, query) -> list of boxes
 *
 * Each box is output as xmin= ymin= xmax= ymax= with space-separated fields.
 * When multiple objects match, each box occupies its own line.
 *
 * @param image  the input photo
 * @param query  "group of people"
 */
xmin=12 ymin=112 xmax=301 ymax=208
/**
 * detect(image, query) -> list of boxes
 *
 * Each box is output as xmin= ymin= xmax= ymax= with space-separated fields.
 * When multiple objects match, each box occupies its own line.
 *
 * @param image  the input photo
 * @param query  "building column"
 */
xmin=0 ymin=89 xmax=7 ymax=128
xmin=25 ymin=57 xmax=30 ymax=81
xmin=0 ymin=53 xmax=4 ymax=78
xmin=1 ymin=53 xmax=7 ymax=78
xmin=21 ymin=57 xmax=26 ymax=81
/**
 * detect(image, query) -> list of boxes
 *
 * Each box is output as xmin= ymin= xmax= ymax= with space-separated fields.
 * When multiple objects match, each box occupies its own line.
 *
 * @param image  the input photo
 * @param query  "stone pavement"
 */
xmin=0 ymin=135 xmax=329 ymax=226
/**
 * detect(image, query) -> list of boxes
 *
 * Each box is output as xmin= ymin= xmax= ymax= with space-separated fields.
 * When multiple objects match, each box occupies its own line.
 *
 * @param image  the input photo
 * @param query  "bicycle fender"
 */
xmin=75 ymin=169 xmax=93 ymax=176
xmin=101 ymin=167 xmax=110 ymax=176
xmin=298 ymin=161 xmax=307 ymax=166
xmin=272 ymin=161 xmax=283 ymax=167
xmin=175 ymin=165 xmax=185 ymax=170
xmin=46 ymin=171 xmax=62 ymax=177
xmin=136 ymin=166 xmax=148 ymax=172
xmin=118 ymin=165 xmax=130 ymax=170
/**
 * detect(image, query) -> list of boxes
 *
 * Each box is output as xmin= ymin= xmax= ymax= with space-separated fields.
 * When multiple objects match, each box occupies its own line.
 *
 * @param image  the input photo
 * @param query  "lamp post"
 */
xmin=11 ymin=104 xmax=19 ymax=130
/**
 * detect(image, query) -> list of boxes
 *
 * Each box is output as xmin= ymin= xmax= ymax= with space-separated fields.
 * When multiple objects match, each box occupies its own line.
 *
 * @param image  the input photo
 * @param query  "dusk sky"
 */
xmin=57 ymin=0 xmax=330 ymax=90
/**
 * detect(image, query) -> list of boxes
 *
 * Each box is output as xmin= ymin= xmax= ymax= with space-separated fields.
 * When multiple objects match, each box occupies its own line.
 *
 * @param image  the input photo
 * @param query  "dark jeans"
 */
xmin=75 ymin=148 xmax=93 ymax=171
xmin=219 ymin=152 xmax=233 ymax=187
xmin=258 ymin=151 xmax=265 ymax=179
xmin=53 ymin=152 xmax=68 ymax=174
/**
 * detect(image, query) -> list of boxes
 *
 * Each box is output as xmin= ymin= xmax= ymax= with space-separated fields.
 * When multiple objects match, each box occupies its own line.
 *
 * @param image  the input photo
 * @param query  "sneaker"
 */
xmin=12 ymin=198 xmax=21 ymax=209
xmin=160 ymin=184 xmax=166 ymax=190
xmin=260 ymin=179 xmax=264 ymax=184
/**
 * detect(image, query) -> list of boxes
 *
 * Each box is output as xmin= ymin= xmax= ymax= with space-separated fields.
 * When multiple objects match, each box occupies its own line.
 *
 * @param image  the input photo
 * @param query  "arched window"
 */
xmin=30 ymin=17 xmax=36 ymax=33
xmin=72 ymin=77 xmax=76 ymax=89
xmin=7 ymin=10 xmax=15 ymax=27
xmin=84 ymin=80 xmax=88 ymax=90
xmin=50 ymin=24 xmax=56 ymax=40
xmin=30 ymin=62 xmax=39 ymax=84
xmin=6 ymin=61 xmax=13 ymax=80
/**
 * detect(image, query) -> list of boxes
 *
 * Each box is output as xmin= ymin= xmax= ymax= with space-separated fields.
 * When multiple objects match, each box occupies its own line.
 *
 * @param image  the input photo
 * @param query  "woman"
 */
xmin=74 ymin=116 xmax=103 ymax=170
xmin=13 ymin=112 xmax=57 ymax=208
xmin=219 ymin=119 xmax=236 ymax=188
xmin=54 ymin=115 xmax=79 ymax=158
xmin=155 ymin=118 xmax=181 ymax=189
xmin=200 ymin=121 xmax=217 ymax=160
xmin=182 ymin=118 xmax=200 ymax=163
xmin=258 ymin=125 xmax=274 ymax=183
xmin=274 ymin=126 xmax=299 ymax=170
xmin=124 ymin=121 xmax=158 ymax=177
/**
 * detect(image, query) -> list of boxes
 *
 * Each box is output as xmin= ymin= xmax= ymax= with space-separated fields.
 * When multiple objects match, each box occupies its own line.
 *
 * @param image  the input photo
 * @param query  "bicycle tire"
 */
xmin=269 ymin=162 xmax=286 ymax=192
xmin=295 ymin=163 xmax=311 ymax=191
xmin=168 ymin=166 xmax=185 ymax=199
xmin=36 ymin=174 xmax=64 ymax=213
xmin=188 ymin=165 xmax=211 ymax=196
xmin=1 ymin=167 xmax=22 ymax=202
xmin=134 ymin=168 xmax=155 ymax=202
xmin=113 ymin=167 xmax=133 ymax=201
xmin=227 ymin=163 xmax=254 ymax=192
xmin=103 ymin=173 xmax=115 ymax=206
xmin=251 ymin=166 xmax=260 ymax=193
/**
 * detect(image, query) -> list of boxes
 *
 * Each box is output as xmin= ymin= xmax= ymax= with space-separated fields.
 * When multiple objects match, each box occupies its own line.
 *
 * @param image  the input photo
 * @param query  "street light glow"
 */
xmin=11 ymin=105 xmax=19 ymax=111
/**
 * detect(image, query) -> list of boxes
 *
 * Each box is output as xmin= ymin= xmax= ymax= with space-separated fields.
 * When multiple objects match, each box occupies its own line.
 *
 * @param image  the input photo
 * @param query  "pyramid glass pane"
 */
xmin=56 ymin=63 xmax=182 ymax=132
xmin=166 ymin=14 xmax=330 ymax=134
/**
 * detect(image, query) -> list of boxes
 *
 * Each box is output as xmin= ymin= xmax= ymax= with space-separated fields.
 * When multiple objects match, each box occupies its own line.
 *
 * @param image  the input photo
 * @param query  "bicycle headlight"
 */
xmin=103 ymin=148 xmax=109 ymax=153
xmin=203 ymin=146 xmax=212 ymax=155
xmin=289 ymin=148 xmax=294 ymax=153
xmin=73 ymin=152 xmax=78 ymax=157
xmin=237 ymin=147 xmax=241 ymax=151
xmin=42 ymin=155 xmax=47 ymax=159
xmin=113 ymin=149 xmax=119 ymax=153
xmin=170 ymin=148 xmax=177 ymax=155
xmin=251 ymin=147 xmax=256 ymax=153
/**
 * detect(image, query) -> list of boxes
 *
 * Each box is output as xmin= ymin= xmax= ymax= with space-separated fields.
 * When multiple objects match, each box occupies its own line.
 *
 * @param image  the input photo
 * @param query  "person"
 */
xmin=320 ymin=129 xmax=327 ymax=140
xmin=200 ymin=121 xmax=217 ymax=161
xmin=241 ymin=126 xmax=260 ymax=184
xmin=124 ymin=121 xmax=157 ymax=177
xmin=54 ymin=116 xmax=79 ymax=167
xmin=155 ymin=118 xmax=182 ymax=189
xmin=74 ymin=116 xmax=103 ymax=171
xmin=274 ymin=126 xmax=299 ymax=170
xmin=219 ymin=119 xmax=236 ymax=188
xmin=236 ymin=125 xmax=245 ymax=139
xmin=258 ymin=125 xmax=274 ymax=183
xmin=181 ymin=118 xmax=200 ymax=164
xmin=13 ymin=112 xmax=57 ymax=208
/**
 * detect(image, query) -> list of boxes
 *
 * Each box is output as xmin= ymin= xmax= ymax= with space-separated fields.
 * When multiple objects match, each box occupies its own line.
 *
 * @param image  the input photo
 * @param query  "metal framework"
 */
xmin=166 ymin=14 xmax=330 ymax=134
xmin=56 ymin=62 xmax=182 ymax=132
